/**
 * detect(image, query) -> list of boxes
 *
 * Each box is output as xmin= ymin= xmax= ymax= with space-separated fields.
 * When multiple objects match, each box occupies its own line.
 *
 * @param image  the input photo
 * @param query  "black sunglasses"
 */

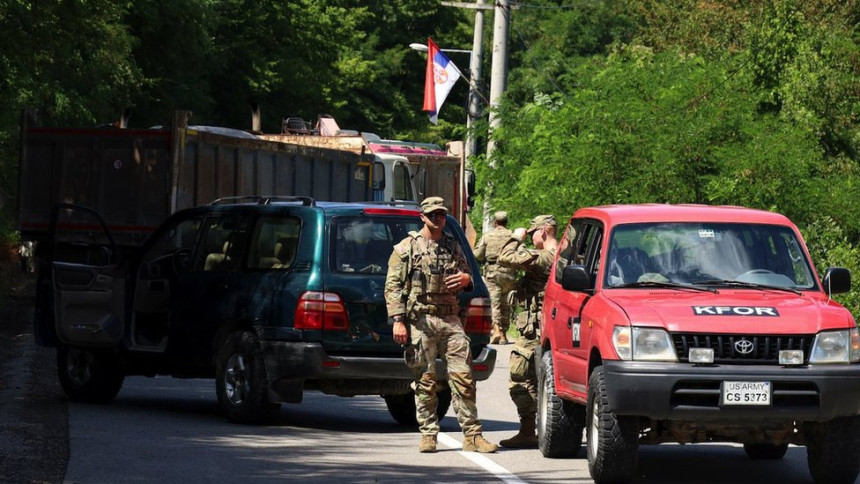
xmin=425 ymin=211 xmax=446 ymax=220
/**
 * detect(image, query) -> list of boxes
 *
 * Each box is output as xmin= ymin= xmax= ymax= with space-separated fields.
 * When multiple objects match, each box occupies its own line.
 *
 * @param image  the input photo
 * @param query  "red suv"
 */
xmin=537 ymin=204 xmax=860 ymax=484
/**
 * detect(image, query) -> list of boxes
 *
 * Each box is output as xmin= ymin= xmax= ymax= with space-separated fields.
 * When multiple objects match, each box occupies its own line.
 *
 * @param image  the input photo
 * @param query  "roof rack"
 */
xmin=209 ymin=196 xmax=316 ymax=206
xmin=359 ymin=200 xmax=421 ymax=208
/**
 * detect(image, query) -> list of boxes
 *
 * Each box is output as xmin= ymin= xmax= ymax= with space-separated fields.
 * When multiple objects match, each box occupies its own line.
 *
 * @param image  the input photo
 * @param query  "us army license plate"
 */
xmin=721 ymin=381 xmax=771 ymax=406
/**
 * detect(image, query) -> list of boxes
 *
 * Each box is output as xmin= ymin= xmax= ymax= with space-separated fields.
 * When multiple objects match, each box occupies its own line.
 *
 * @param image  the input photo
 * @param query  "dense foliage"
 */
xmin=477 ymin=0 xmax=860 ymax=313
xmin=2 ymin=1 xmax=859 ymax=313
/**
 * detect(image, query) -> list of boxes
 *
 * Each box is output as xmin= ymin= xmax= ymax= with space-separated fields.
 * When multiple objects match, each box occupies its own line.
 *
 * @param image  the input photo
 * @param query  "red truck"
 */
xmin=538 ymin=204 xmax=860 ymax=484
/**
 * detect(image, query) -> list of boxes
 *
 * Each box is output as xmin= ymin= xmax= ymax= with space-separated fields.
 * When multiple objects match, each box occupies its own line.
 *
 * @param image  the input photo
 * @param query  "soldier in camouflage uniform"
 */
xmin=474 ymin=211 xmax=517 ymax=345
xmin=497 ymin=214 xmax=558 ymax=448
xmin=384 ymin=196 xmax=498 ymax=454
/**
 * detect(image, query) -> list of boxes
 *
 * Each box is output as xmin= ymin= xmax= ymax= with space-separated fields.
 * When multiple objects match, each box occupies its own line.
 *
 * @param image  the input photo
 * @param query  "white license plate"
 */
xmin=721 ymin=381 xmax=771 ymax=406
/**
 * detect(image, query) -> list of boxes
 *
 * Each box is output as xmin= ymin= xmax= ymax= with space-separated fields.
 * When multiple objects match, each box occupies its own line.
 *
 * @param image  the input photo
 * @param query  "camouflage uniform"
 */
xmin=474 ymin=212 xmax=517 ymax=343
xmin=496 ymin=214 xmax=557 ymax=448
xmin=384 ymin=217 xmax=483 ymax=440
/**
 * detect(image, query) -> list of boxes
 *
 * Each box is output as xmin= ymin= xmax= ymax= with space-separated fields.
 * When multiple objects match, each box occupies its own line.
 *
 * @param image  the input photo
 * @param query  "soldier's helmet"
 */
xmin=527 ymin=214 xmax=557 ymax=234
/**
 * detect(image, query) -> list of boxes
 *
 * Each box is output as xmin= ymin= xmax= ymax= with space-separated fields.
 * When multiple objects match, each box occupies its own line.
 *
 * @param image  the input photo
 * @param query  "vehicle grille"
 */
xmin=672 ymin=333 xmax=814 ymax=364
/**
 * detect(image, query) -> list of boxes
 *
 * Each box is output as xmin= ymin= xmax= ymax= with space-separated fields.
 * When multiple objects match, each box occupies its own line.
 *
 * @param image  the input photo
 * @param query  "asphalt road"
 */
xmin=0 ymin=265 xmax=855 ymax=483
xmin=62 ymin=348 xmax=838 ymax=484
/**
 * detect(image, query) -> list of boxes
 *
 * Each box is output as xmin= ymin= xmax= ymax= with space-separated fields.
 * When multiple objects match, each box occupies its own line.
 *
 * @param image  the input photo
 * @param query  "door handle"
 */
xmin=551 ymin=307 xmax=557 ymax=319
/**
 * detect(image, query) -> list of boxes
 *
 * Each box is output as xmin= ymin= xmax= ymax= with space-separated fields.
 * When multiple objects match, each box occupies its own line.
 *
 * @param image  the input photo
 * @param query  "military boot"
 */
xmin=462 ymin=434 xmax=498 ymax=453
xmin=419 ymin=435 xmax=437 ymax=453
xmin=490 ymin=325 xmax=502 ymax=344
xmin=498 ymin=328 xmax=509 ymax=345
xmin=499 ymin=418 xmax=538 ymax=448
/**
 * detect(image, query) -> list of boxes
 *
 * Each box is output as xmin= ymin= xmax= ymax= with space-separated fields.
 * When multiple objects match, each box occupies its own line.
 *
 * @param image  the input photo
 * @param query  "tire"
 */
xmin=806 ymin=415 xmax=860 ymax=484
xmin=586 ymin=366 xmax=639 ymax=484
xmin=384 ymin=384 xmax=453 ymax=426
xmin=537 ymin=350 xmax=585 ymax=458
xmin=215 ymin=331 xmax=281 ymax=424
xmin=743 ymin=443 xmax=788 ymax=460
xmin=57 ymin=346 xmax=124 ymax=404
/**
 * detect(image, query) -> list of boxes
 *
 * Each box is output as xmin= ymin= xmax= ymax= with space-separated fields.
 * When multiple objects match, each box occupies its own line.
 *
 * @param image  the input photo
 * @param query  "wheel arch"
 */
xmin=210 ymin=318 xmax=257 ymax=366
xmin=588 ymin=346 xmax=603 ymax=381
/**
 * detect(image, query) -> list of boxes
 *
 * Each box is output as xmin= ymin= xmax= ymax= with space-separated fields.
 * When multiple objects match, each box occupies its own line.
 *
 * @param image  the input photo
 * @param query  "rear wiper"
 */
xmin=613 ymin=281 xmax=717 ymax=293
xmin=693 ymin=279 xmax=801 ymax=295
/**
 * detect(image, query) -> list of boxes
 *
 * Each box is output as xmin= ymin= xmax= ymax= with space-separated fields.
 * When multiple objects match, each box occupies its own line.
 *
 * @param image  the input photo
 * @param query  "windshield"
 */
xmin=605 ymin=222 xmax=816 ymax=290
xmin=330 ymin=216 xmax=424 ymax=274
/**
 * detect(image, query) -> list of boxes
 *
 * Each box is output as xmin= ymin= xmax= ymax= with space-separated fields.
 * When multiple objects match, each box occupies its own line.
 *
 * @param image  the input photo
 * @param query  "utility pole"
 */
xmin=465 ymin=0 xmax=486 ymax=162
xmin=443 ymin=0 xmax=510 ymax=233
xmin=484 ymin=0 xmax=510 ymax=232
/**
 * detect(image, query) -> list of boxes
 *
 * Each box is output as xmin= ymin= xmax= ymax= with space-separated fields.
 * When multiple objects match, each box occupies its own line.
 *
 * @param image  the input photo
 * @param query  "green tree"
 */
xmin=0 ymin=0 xmax=143 ymax=244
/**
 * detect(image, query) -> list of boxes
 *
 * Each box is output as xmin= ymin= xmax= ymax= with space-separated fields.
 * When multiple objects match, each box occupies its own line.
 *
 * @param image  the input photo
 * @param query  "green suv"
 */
xmin=35 ymin=198 xmax=495 ymax=424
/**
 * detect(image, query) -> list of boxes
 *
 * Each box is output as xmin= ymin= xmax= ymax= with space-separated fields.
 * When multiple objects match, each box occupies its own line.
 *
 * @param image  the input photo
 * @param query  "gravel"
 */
xmin=0 ymin=264 xmax=68 ymax=483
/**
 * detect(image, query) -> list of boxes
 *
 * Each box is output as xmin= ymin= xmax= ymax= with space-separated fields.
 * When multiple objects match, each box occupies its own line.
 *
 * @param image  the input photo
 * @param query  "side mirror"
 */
xmin=465 ymin=170 xmax=476 ymax=197
xmin=561 ymin=264 xmax=592 ymax=292
xmin=822 ymin=267 xmax=851 ymax=295
xmin=372 ymin=162 xmax=385 ymax=190
xmin=465 ymin=170 xmax=476 ymax=209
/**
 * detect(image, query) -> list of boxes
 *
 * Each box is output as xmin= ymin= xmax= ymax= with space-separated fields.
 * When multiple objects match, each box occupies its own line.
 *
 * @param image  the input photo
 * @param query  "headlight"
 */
xmin=809 ymin=328 xmax=860 ymax=364
xmin=613 ymin=326 xmax=678 ymax=362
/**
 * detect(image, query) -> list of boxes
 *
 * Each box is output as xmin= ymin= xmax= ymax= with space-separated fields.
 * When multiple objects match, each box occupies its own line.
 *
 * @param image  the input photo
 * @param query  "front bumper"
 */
xmin=603 ymin=360 xmax=860 ymax=422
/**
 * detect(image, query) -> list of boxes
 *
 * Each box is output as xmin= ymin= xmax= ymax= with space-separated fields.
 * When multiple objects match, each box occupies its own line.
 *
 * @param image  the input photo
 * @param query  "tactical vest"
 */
xmin=515 ymin=261 xmax=551 ymax=337
xmin=406 ymin=233 xmax=460 ymax=317
xmin=482 ymin=227 xmax=512 ymax=263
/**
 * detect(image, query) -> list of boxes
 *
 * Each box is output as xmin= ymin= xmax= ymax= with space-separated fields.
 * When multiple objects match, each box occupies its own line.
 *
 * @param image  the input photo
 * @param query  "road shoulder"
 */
xmin=0 ymin=266 xmax=68 ymax=483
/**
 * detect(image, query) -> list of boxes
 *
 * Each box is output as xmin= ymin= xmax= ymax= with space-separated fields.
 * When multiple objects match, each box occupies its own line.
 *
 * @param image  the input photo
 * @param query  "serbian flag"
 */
xmin=422 ymin=38 xmax=461 ymax=125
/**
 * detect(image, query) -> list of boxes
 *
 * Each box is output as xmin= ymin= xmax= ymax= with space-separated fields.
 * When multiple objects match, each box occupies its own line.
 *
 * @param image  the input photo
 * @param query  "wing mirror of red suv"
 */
xmin=822 ymin=267 xmax=851 ymax=296
xmin=561 ymin=264 xmax=593 ymax=292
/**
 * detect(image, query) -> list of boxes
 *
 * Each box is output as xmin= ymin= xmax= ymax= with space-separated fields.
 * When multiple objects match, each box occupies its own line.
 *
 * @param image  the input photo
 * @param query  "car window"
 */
xmin=583 ymin=225 xmax=603 ymax=281
xmin=194 ymin=213 xmax=251 ymax=272
xmin=331 ymin=216 xmax=423 ymax=274
xmin=604 ymin=222 xmax=816 ymax=289
xmin=554 ymin=219 xmax=580 ymax=283
xmin=393 ymin=163 xmax=414 ymax=201
xmin=140 ymin=216 xmax=202 ymax=277
xmin=148 ymin=217 xmax=201 ymax=260
xmin=246 ymin=216 xmax=302 ymax=269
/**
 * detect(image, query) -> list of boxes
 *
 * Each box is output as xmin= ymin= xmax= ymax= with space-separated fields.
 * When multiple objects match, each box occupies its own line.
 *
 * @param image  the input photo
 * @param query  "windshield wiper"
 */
xmin=693 ymin=279 xmax=801 ymax=295
xmin=613 ymin=281 xmax=717 ymax=293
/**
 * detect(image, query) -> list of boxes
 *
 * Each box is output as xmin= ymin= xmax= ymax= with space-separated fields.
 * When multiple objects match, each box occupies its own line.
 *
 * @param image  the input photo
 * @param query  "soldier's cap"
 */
xmin=527 ymin=214 xmax=557 ymax=234
xmin=494 ymin=211 xmax=508 ymax=223
xmin=420 ymin=196 xmax=448 ymax=214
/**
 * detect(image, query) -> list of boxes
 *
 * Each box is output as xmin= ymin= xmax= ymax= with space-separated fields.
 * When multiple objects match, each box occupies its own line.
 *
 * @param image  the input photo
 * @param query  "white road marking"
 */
xmin=437 ymin=433 xmax=529 ymax=484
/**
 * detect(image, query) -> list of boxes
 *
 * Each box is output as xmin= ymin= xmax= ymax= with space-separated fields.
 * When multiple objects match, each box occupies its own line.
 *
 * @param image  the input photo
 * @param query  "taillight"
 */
xmin=464 ymin=297 xmax=492 ymax=335
xmin=294 ymin=291 xmax=349 ymax=331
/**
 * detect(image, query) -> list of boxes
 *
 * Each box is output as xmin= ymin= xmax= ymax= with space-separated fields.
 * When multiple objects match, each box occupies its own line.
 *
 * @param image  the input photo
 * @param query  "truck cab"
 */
xmin=369 ymin=152 xmax=418 ymax=203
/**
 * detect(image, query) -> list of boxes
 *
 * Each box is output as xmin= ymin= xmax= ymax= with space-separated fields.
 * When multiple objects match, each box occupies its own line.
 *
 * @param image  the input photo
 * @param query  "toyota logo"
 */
xmin=734 ymin=339 xmax=755 ymax=355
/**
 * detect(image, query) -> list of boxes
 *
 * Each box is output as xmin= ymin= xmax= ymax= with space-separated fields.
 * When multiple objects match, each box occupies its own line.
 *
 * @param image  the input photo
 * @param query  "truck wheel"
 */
xmin=537 ymin=350 xmax=585 ymax=458
xmin=215 ymin=331 xmax=281 ymax=424
xmin=384 ymin=385 xmax=452 ymax=426
xmin=586 ymin=366 xmax=638 ymax=484
xmin=57 ymin=346 xmax=124 ymax=404
xmin=743 ymin=443 xmax=788 ymax=460
xmin=806 ymin=415 xmax=860 ymax=484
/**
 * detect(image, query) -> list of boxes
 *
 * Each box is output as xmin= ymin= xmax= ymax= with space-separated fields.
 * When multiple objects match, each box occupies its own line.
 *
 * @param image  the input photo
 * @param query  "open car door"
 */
xmin=49 ymin=203 xmax=126 ymax=347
